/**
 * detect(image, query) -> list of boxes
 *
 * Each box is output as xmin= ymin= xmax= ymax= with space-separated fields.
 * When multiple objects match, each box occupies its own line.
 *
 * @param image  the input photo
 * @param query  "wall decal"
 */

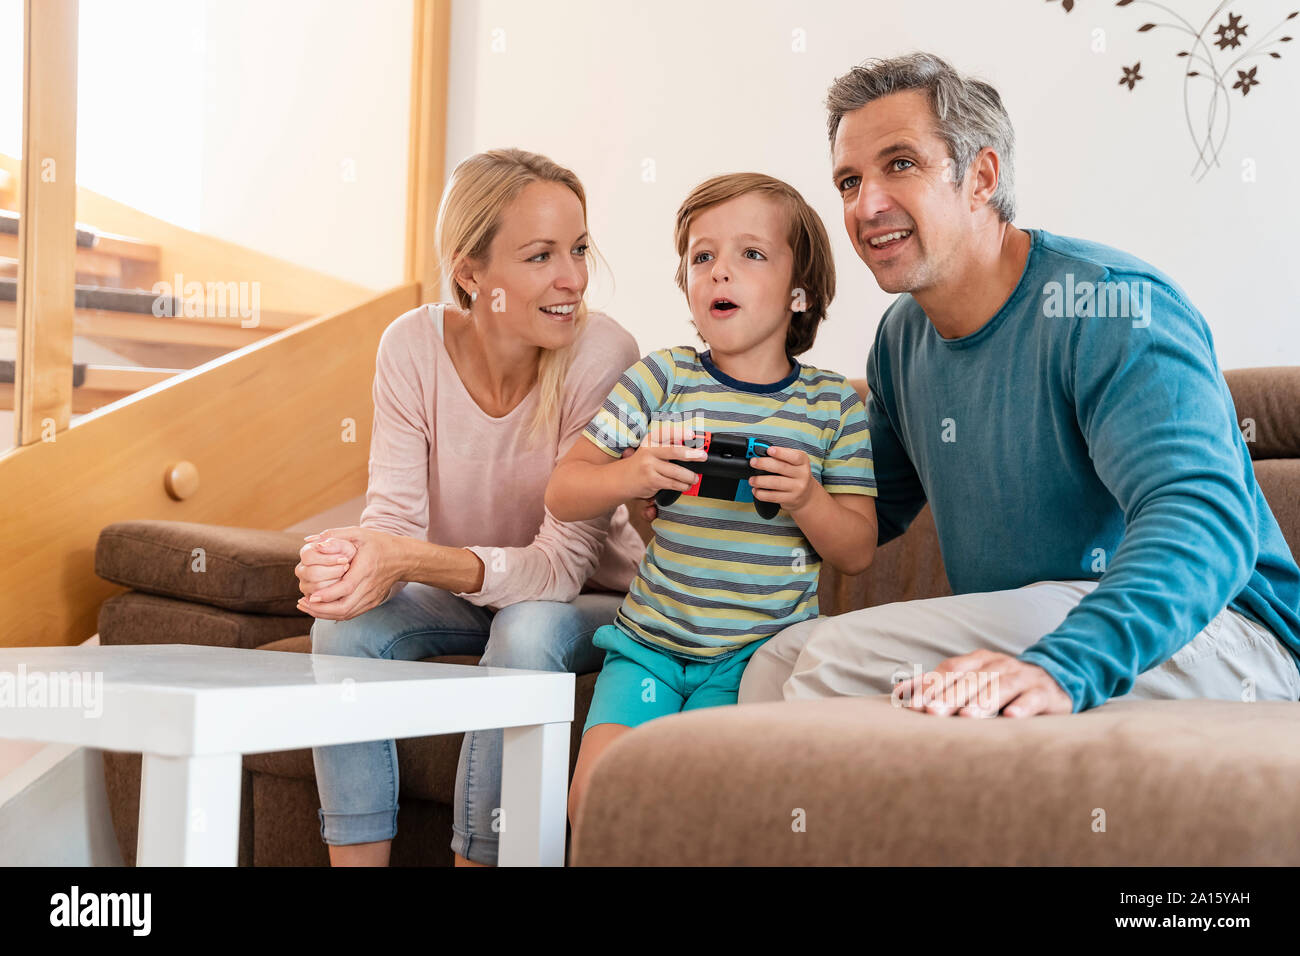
xmin=1047 ymin=1 xmax=1297 ymax=180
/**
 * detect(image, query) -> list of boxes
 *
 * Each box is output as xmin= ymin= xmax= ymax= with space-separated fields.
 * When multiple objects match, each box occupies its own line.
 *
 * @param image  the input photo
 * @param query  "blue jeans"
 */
xmin=310 ymin=583 xmax=621 ymax=864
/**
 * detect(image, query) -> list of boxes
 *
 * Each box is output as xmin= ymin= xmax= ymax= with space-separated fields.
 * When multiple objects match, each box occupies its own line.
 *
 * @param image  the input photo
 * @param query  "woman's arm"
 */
xmin=399 ymin=539 xmax=485 ymax=593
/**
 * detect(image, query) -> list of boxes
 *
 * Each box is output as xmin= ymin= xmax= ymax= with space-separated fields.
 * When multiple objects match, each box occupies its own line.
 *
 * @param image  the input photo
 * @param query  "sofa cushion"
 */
xmin=1225 ymin=367 xmax=1300 ymax=460
xmin=260 ymin=635 xmax=313 ymax=653
xmin=819 ymin=503 xmax=950 ymax=613
xmin=96 ymin=520 xmax=307 ymax=615
xmin=1254 ymin=459 xmax=1300 ymax=558
xmin=98 ymin=591 xmax=311 ymax=650
xmin=573 ymin=695 xmax=1300 ymax=866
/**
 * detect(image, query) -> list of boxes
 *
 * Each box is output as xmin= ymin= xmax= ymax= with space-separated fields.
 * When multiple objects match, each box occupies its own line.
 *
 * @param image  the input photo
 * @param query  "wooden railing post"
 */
xmin=14 ymin=0 xmax=79 ymax=447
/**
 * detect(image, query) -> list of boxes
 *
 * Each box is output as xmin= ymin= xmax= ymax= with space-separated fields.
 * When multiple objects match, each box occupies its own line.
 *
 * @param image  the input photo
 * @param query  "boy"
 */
xmin=546 ymin=172 xmax=879 ymax=825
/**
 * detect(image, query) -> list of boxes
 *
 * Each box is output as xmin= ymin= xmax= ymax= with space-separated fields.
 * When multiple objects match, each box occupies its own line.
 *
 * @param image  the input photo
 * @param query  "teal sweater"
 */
xmin=865 ymin=228 xmax=1300 ymax=711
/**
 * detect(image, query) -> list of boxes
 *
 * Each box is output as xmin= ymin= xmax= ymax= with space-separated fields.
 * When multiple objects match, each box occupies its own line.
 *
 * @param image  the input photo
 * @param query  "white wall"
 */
xmin=76 ymin=0 xmax=208 ymax=230
xmin=444 ymin=0 xmax=1300 ymax=373
xmin=195 ymin=0 xmax=412 ymax=290
xmin=0 ymin=0 xmax=20 ymax=159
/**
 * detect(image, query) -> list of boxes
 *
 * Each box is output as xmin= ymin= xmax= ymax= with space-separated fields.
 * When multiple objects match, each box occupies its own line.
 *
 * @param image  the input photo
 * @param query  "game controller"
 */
xmin=654 ymin=431 xmax=781 ymax=520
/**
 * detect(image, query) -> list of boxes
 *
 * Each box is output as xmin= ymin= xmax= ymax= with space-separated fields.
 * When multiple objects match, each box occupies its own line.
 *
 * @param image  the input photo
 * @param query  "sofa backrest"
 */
xmin=1225 ymin=368 xmax=1300 ymax=558
xmin=821 ymin=367 xmax=1300 ymax=615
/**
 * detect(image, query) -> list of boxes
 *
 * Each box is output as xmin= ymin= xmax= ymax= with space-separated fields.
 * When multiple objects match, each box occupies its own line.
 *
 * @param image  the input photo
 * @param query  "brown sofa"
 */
xmin=94 ymin=368 xmax=1300 ymax=866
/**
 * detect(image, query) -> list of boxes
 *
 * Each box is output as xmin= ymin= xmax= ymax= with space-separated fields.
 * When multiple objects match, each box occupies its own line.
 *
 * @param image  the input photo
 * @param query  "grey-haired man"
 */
xmin=739 ymin=53 xmax=1300 ymax=716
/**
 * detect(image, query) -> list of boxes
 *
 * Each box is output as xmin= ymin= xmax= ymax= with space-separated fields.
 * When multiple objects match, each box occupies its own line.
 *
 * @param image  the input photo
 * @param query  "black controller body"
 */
xmin=653 ymin=431 xmax=780 ymax=520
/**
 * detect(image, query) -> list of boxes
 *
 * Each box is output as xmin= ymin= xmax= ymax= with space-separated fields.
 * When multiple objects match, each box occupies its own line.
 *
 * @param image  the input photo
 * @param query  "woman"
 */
xmin=295 ymin=148 xmax=647 ymax=866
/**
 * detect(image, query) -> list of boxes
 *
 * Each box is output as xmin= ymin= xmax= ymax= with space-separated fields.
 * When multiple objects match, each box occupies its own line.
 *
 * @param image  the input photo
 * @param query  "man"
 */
xmin=738 ymin=52 xmax=1300 ymax=716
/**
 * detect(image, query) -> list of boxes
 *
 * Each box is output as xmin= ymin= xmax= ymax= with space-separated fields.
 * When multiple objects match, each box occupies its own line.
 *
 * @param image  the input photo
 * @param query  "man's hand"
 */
xmin=893 ymin=649 xmax=1074 ymax=717
xmin=295 ymin=526 xmax=404 ymax=622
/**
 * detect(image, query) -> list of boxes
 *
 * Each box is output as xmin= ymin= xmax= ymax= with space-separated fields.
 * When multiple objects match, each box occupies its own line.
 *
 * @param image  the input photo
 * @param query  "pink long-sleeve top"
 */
xmin=359 ymin=301 xmax=646 ymax=609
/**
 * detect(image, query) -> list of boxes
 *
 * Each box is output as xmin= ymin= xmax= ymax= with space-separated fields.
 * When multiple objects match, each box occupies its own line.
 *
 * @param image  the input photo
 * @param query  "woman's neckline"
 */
xmin=432 ymin=302 xmax=539 ymax=423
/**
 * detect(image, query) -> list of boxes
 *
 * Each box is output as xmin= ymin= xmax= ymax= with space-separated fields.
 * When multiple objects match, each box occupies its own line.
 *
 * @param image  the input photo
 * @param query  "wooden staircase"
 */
xmin=0 ymin=208 xmax=318 ymax=414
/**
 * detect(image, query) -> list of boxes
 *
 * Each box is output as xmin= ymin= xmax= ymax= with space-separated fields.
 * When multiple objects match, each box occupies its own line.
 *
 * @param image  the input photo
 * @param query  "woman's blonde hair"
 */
xmin=673 ymin=172 xmax=835 ymax=357
xmin=435 ymin=147 xmax=605 ymax=442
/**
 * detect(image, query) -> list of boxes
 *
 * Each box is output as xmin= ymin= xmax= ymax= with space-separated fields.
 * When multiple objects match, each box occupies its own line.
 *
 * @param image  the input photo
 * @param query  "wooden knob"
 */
xmin=164 ymin=460 xmax=200 ymax=501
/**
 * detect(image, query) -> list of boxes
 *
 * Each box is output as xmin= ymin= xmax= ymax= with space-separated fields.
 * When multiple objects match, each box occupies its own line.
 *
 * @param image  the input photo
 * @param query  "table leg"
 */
xmin=136 ymin=752 xmax=242 ymax=866
xmin=498 ymin=721 xmax=570 ymax=866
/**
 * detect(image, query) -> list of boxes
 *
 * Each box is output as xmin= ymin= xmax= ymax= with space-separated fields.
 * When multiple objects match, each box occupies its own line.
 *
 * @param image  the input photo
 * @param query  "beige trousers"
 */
xmin=738 ymin=580 xmax=1300 ymax=708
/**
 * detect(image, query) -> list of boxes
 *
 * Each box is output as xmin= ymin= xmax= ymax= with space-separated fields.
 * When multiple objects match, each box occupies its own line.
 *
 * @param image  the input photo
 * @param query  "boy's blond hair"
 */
xmin=673 ymin=172 xmax=836 ymax=357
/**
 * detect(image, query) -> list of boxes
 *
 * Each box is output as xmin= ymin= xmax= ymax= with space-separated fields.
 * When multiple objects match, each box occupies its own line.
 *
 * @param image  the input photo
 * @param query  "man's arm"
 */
xmin=1018 ymin=278 xmax=1258 ymax=712
xmin=863 ymin=335 xmax=928 ymax=546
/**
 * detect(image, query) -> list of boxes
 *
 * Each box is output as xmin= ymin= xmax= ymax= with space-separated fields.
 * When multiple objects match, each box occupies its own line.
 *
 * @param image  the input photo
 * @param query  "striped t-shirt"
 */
xmin=582 ymin=346 xmax=876 ymax=660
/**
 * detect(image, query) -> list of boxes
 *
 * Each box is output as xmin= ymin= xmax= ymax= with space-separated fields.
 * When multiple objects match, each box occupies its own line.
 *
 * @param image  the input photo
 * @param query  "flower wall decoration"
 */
xmin=1047 ymin=1 xmax=1298 ymax=180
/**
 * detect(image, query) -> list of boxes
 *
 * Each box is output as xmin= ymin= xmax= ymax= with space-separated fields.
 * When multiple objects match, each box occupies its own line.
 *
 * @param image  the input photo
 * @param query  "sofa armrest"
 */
xmin=96 ymin=519 xmax=308 ymax=615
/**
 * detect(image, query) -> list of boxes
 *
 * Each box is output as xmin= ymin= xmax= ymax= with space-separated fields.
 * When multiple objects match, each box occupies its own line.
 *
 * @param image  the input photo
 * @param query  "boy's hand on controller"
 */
xmin=620 ymin=448 xmax=660 ymax=525
xmin=621 ymin=421 xmax=707 ymax=500
xmin=749 ymin=445 xmax=816 ymax=513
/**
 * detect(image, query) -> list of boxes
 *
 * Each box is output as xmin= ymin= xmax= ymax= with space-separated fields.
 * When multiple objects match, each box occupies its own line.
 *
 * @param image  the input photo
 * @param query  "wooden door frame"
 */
xmin=404 ymin=0 xmax=452 ymax=304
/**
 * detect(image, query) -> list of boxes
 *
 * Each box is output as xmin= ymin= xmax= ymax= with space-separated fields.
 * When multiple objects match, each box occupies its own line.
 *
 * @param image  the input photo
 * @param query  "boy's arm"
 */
xmin=546 ymin=438 xmax=638 ymax=522
xmin=792 ymin=486 xmax=878 ymax=576
xmin=546 ymin=425 xmax=706 ymax=522
xmin=748 ymin=443 xmax=877 ymax=575
xmin=779 ymin=378 xmax=879 ymax=575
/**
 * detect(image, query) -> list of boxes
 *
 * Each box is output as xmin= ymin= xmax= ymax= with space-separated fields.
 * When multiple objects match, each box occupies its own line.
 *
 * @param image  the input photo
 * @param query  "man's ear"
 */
xmin=968 ymin=146 xmax=1000 ymax=212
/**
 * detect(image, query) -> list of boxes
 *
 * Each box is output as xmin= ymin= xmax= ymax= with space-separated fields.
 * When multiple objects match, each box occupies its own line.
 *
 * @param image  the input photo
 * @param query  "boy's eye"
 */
xmin=891 ymin=158 xmax=914 ymax=172
xmin=692 ymin=249 xmax=763 ymax=264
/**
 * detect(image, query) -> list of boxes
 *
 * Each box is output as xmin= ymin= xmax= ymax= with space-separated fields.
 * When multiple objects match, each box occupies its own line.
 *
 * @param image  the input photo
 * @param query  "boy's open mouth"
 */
xmin=709 ymin=297 xmax=740 ymax=317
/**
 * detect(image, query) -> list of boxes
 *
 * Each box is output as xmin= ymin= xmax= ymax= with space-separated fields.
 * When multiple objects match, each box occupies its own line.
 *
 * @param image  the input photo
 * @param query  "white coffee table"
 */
xmin=0 ymin=644 xmax=573 ymax=866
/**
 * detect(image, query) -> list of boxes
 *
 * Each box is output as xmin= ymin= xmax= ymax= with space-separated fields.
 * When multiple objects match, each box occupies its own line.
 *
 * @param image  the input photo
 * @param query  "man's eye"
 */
xmin=839 ymin=175 xmax=860 ymax=192
xmin=891 ymin=158 xmax=914 ymax=172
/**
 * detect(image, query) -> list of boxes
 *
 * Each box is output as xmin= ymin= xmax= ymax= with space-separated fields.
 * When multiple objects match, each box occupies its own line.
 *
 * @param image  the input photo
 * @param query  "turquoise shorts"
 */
xmin=582 ymin=623 xmax=769 ymax=734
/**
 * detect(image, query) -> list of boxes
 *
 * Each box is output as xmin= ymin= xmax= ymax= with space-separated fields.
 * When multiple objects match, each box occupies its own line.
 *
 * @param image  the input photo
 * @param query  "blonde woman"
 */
xmin=295 ymin=149 xmax=646 ymax=867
